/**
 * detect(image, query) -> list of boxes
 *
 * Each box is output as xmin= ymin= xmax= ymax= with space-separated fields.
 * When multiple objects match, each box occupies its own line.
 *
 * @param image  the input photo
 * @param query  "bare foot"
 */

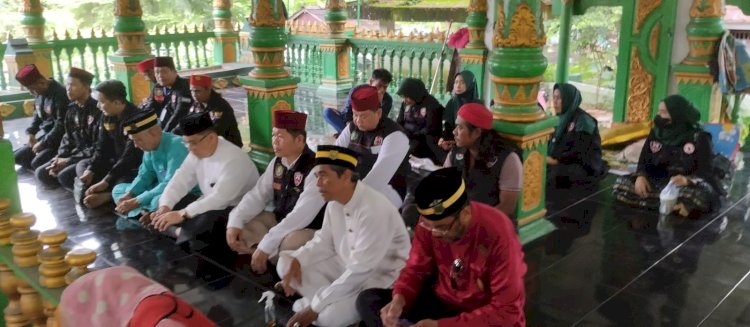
xmin=673 ymin=202 xmax=690 ymax=217
xmin=83 ymin=192 xmax=112 ymax=209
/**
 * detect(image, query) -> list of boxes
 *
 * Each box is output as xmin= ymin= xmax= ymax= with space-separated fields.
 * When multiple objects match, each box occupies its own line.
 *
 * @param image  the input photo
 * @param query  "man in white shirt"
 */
xmin=151 ymin=111 xmax=259 ymax=251
xmin=335 ymin=86 xmax=411 ymax=208
xmin=226 ymin=110 xmax=325 ymax=275
xmin=278 ymin=145 xmax=411 ymax=327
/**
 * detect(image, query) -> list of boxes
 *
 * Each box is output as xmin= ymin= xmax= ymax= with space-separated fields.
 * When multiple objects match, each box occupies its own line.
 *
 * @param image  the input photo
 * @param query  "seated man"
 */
xmin=154 ymin=56 xmax=192 ymax=132
xmin=357 ymin=167 xmax=527 ymax=327
xmin=278 ymin=145 xmax=411 ymax=327
xmin=151 ymin=112 xmax=259 ymax=250
xmin=323 ymin=68 xmax=394 ymax=134
xmin=35 ymin=68 xmax=100 ymax=190
xmin=335 ymin=86 xmax=411 ymax=208
xmin=226 ymin=110 xmax=325 ymax=274
xmin=136 ymin=58 xmax=162 ymax=110
xmin=14 ymin=64 xmax=70 ymax=171
xmin=77 ymin=80 xmax=143 ymax=208
xmin=188 ymin=74 xmax=243 ymax=148
xmin=112 ymin=109 xmax=195 ymax=221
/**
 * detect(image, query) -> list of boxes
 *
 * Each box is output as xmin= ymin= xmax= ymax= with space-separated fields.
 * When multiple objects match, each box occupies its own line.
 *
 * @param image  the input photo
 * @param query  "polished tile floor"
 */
xmin=4 ymin=88 xmax=750 ymax=326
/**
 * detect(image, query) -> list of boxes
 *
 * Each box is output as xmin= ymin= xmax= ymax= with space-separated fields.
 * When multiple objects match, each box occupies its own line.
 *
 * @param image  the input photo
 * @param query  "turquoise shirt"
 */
xmin=126 ymin=132 xmax=191 ymax=206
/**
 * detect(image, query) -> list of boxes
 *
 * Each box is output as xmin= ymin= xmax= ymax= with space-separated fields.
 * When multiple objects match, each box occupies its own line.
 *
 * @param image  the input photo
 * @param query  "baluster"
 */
xmin=427 ymin=52 xmax=435 ymax=92
xmin=350 ymin=47 xmax=358 ymax=81
xmin=53 ymin=49 xmax=64 ymax=83
xmin=437 ymin=50 xmax=446 ymax=99
xmin=103 ymin=44 xmax=112 ymax=80
xmin=192 ymin=39 xmax=200 ymax=68
xmin=183 ymin=40 xmax=193 ymax=69
xmin=0 ymin=58 xmax=5 ymax=90
xmin=407 ymin=52 xmax=415 ymax=80
xmin=316 ymin=47 xmax=322 ymax=84
xmin=388 ymin=50 xmax=396 ymax=92
xmin=396 ymin=50 xmax=404 ymax=88
xmin=290 ymin=44 xmax=297 ymax=77
xmin=0 ymin=264 xmax=27 ymax=326
xmin=173 ymin=40 xmax=182 ymax=70
xmin=379 ymin=48 xmax=386 ymax=69
xmin=90 ymin=44 xmax=101 ymax=85
xmin=305 ymin=45 xmax=312 ymax=84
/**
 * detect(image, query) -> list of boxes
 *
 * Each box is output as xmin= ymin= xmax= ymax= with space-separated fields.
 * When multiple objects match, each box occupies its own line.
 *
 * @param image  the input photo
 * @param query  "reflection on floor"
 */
xmin=5 ymin=87 xmax=750 ymax=326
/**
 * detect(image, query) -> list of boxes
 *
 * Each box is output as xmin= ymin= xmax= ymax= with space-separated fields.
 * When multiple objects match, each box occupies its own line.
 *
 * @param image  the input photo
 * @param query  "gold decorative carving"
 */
xmin=249 ymin=0 xmax=286 ymax=27
xmin=626 ymin=48 xmax=653 ymax=123
xmin=468 ymin=0 xmax=487 ymax=12
xmin=251 ymin=50 xmax=286 ymax=68
xmin=114 ymin=0 xmax=143 ymax=16
xmin=22 ymin=0 xmax=43 ymax=14
xmin=499 ymin=129 xmax=554 ymax=150
xmin=493 ymin=0 xmax=505 ymax=47
xmin=115 ymin=32 xmax=148 ymax=56
xmin=244 ymin=85 xmax=298 ymax=100
xmin=459 ymin=53 xmax=486 ymax=64
xmin=495 ymin=3 xmax=546 ymax=48
xmin=130 ymin=66 xmax=150 ymax=105
xmin=325 ymin=0 xmax=347 ymax=10
xmin=649 ymin=22 xmax=660 ymax=59
xmin=689 ymin=0 xmax=724 ymax=18
xmin=492 ymin=76 xmax=544 ymax=106
xmin=23 ymin=100 xmax=35 ymax=116
xmin=675 ymin=71 xmax=713 ymax=85
xmin=18 ymin=281 xmax=46 ymax=326
xmin=337 ymin=49 xmax=350 ymax=78
xmin=635 ymin=0 xmax=661 ymax=33
xmin=0 ymin=103 xmax=14 ymax=118
xmin=684 ymin=36 xmax=721 ymax=64
xmin=522 ymin=150 xmax=543 ymax=211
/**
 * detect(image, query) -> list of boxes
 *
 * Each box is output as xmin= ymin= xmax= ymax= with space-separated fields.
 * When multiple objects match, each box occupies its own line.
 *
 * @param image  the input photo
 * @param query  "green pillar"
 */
xmin=240 ymin=0 xmax=300 ymax=169
xmin=554 ymin=0 xmax=573 ymax=83
xmin=674 ymin=0 xmax=725 ymax=123
xmin=316 ymin=0 xmax=354 ymax=113
xmin=110 ymin=0 xmax=152 ymax=104
xmin=213 ymin=0 xmax=239 ymax=64
xmin=0 ymin=120 xmax=21 ymax=215
xmin=491 ymin=0 xmax=557 ymax=227
xmin=20 ymin=0 xmax=53 ymax=80
xmin=459 ymin=0 xmax=489 ymax=99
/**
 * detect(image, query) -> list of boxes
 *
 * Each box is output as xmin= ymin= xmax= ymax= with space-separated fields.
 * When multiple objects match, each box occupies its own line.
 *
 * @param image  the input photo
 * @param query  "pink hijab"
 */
xmin=59 ymin=266 xmax=214 ymax=327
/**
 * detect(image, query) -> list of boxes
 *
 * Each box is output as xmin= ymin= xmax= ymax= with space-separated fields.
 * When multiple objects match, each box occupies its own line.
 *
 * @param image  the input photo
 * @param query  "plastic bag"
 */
xmin=259 ymin=290 xmax=276 ymax=326
xmin=659 ymin=181 xmax=681 ymax=215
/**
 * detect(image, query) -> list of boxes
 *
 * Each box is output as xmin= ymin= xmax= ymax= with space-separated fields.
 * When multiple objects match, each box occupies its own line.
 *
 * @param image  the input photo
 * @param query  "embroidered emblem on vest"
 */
xmin=294 ymin=172 xmax=304 ymax=186
xmin=649 ymin=141 xmax=662 ymax=153
xmin=210 ymin=111 xmax=223 ymax=120
xmin=350 ymin=131 xmax=359 ymax=141
xmin=486 ymin=156 xmax=498 ymax=168
xmin=683 ymin=142 xmax=695 ymax=155
xmin=154 ymin=88 xmax=165 ymax=102
xmin=456 ymin=153 xmax=464 ymax=160
xmin=274 ymin=164 xmax=284 ymax=177
xmin=374 ymin=136 xmax=383 ymax=146
xmin=420 ymin=107 xmax=427 ymax=117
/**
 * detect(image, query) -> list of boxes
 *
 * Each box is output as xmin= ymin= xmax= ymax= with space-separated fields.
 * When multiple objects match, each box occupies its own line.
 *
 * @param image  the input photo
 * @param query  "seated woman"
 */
xmin=439 ymin=70 xmax=479 ymax=152
xmin=444 ymin=103 xmax=522 ymax=220
xmin=396 ymin=78 xmax=444 ymax=164
xmin=613 ymin=94 xmax=722 ymax=217
xmin=547 ymin=83 xmax=608 ymax=189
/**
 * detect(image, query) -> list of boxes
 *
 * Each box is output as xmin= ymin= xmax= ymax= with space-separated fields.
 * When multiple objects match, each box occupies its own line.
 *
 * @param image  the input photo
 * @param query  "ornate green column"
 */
xmin=213 ymin=0 xmax=239 ymax=64
xmin=491 ymin=0 xmax=558 ymax=227
xmin=20 ymin=0 xmax=53 ymax=80
xmin=110 ymin=0 xmax=152 ymax=104
xmin=460 ymin=0 xmax=489 ymax=99
xmin=554 ymin=0 xmax=573 ymax=83
xmin=674 ymin=0 xmax=725 ymax=123
xmin=316 ymin=0 xmax=354 ymax=112
xmin=240 ymin=0 xmax=300 ymax=169
xmin=0 ymin=120 xmax=21 ymax=215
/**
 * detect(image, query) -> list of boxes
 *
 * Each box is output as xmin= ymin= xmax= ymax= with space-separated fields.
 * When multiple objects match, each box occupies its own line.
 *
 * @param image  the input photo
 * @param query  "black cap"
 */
xmin=122 ymin=109 xmax=159 ymax=135
xmin=178 ymin=112 xmax=213 ymax=136
xmin=315 ymin=145 xmax=359 ymax=171
xmin=154 ymin=56 xmax=175 ymax=70
xmin=415 ymin=167 xmax=468 ymax=220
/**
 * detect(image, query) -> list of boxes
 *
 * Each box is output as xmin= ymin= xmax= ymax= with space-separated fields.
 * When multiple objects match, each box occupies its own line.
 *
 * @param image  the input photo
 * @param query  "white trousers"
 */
xmin=277 ymin=252 xmax=361 ymax=327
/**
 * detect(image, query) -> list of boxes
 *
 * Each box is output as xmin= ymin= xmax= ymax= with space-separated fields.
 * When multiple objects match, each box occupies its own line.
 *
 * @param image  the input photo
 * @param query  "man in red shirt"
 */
xmin=356 ymin=167 xmax=527 ymax=327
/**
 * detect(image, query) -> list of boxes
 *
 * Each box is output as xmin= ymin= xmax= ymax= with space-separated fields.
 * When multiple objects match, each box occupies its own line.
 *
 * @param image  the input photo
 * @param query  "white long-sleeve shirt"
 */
xmin=336 ymin=124 xmax=409 ymax=207
xmin=289 ymin=181 xmax=411 ymax=313
xmin=160 ymin=137 xmax=259 ymax=217
xmin=227 ymin=154 xmax=325 ymax=256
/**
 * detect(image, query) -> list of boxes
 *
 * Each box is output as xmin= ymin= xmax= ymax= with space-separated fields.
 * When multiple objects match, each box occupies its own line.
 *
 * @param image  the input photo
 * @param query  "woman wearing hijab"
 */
xmin=439 ymin=71 xmax=479 ymax=151
xmin=613 ymin=94 xmax=722 ymax=217
xmin=396 ymin=78 xmax=445 ymax=164
xmin=444 ymin=103 xmax=523 ymax=221
xmin=547 ymin=83 xmax=608 ymax=189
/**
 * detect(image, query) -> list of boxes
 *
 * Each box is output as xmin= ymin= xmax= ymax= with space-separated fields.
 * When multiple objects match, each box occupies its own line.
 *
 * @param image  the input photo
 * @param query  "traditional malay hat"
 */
xmin=123 ymin=109 xmax=159 ymax=135
xmin=415 ymin=167 xmax=468 ymax=220
xmin=350 ymin=85 xmax=380 ymax=112
xmin=273 ymin=110 xmax=307 ymax=130
xmin=457 ymin=103 xmax=493 ymax=130
xmin=154 ymin=56 xmax=176 ymax=70
xmin=189 ymin=74 xmax=212 ymax=89
xmin=179 ymin=111 xmax=213 ymax=136
xmin=68 ymin=67 xmax=95 ymax=86
xmin=136 ymin=58 xmax=156 ymax=73
xmin=315 ymin=145 xmax=358 ymax=171
xmin=15 ymin=64 xmax=45 ymax=86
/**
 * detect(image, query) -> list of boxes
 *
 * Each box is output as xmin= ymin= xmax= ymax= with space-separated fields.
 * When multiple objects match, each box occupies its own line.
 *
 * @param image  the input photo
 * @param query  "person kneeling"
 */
xmin=357 ymin=167 xmax=527 ymax=327
xmin=226 ymin=111 xmax=325 ymax=275
xmin=277 ymin=145 xmax=411 ymax=327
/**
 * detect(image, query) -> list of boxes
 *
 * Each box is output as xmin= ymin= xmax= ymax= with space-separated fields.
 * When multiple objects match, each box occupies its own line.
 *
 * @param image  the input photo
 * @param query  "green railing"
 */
xmin=286 ymin=35 xmax=324 ymax=85
xmin=0 ymin=43 xmax=7 ymax=90
xmin=49 ymin=29 xmax=117 ymax=86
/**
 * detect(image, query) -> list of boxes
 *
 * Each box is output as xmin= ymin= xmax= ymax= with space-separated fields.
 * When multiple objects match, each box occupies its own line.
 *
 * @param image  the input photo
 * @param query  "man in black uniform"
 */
xmin=154 ymin=56 xmax=192 ymax=132
xmin=36 ymin=68 xmax=101 ymax=190
xmin=187 ymin=74 xmax=243 ymax=148
xmin=335 ymin=85 xmax=410 ymax=208
xmin=136 ymin=58 xmax=163 ymax=111
xmin=77 ymin=80 xmax=143 ymax=209
xmin=14 ymin=64 xmax=70 ymax=171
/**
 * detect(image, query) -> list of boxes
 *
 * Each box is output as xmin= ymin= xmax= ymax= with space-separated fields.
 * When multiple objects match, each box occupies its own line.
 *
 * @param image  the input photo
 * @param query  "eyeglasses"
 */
xmin=417 ymin=216 xmax=457 ymax=235
xmin=182 ymin=133 xmax=209 ymax=147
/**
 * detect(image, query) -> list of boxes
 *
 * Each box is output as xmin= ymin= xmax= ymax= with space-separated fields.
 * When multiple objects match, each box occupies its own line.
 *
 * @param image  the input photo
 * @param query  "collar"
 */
xmin=342 ymin=182 xmax=365 ymax=210
xmin=281 ymin=152 xmax=303 ymax=169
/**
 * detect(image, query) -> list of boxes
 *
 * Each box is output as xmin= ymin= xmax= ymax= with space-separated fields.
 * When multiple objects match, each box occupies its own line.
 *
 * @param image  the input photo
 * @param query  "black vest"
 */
xmin=347 ymin=118 xmax=410 ymax=194
xmin=450 ymin=147 xmax=513 ymax=207
xmin=271 ymin=147 xmax=324 ymax=230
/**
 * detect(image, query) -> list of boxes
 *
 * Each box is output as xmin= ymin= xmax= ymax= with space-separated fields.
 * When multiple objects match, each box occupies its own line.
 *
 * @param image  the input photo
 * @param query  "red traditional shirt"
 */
xmin=392 ymin=201 xmax=527 ymax=326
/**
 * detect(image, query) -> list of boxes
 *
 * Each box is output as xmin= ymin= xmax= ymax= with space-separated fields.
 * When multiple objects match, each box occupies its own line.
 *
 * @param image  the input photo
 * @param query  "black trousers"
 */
xmin=14 ymin=146 xmax=55 ymax=171
xmin=35 ymin=158 xmax=84 ymax=190
xmin=356 ymin=288 xmax=459 ymax=327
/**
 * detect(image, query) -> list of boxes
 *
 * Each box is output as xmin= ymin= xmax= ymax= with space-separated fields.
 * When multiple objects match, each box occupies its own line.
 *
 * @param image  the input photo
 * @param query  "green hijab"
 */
xmin=549 ymin=83 xmax=596 ymax=154
xmin=653 ymin=94 xmax=702 ymax=146
xmin=397 ymin=78 xmax=428 ymax=103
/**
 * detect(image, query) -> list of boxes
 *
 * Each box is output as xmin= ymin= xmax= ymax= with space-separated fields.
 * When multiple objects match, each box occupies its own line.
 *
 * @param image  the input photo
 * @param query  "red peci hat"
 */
xmin=189 ymin=74 xmax=212 ymax=89
xmin=15 ymin=64 xmax=45 ymax=87
xmin=350 ymin=86 xmax=380 ymax=112
xmin=273 ymin=110 xmax=307 ymax=130
xmin=457 ymin=103 xmax=493 ymax=130
xmin=136 ymin=58 xmax=156 ymax=73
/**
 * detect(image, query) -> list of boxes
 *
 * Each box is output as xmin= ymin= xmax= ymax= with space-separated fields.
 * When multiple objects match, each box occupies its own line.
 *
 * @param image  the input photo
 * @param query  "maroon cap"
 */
xmin=15 ymin=64 xmax=45 ymax=86
xmin=273 ymin=110 xmax=307 ymax=130
xmin=136 ymin=58 xmax=156 ymax=73
xmin=351 ymin=86 xmax=380 ymax=112
xmin=457 ymin=103 xmax=493 ymax=130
